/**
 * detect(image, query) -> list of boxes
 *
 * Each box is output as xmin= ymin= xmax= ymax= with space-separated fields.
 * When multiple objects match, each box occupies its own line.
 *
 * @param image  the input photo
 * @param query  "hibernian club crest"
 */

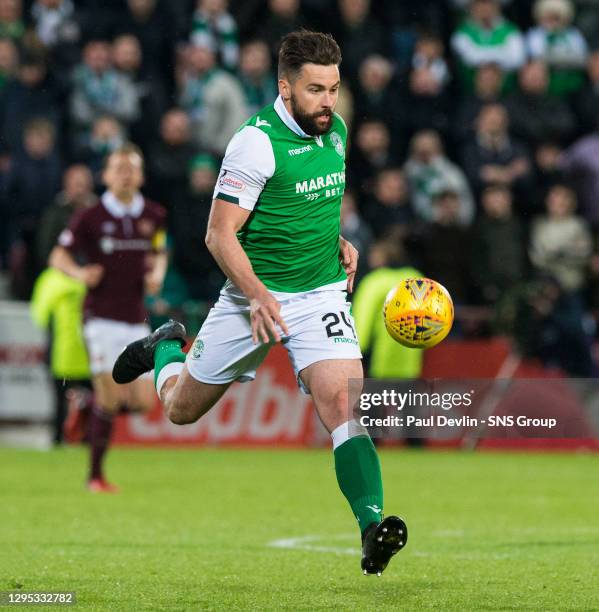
xmin=330 ymin=131 xmax=344 ymax=157
xmin=191 ymin=337 xmax=205 ymax=359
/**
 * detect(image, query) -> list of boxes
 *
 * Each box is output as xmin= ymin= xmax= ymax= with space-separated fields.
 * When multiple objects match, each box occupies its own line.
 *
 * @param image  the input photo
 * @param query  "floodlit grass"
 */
xmin=1 ymin=447 xmax=598 ymax=610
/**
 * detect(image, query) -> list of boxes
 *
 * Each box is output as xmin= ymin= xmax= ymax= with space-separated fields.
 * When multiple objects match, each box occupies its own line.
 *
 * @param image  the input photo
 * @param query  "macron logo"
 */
xmin=256 ymin=116 xmax=271 ymax=128
xmin=288 ymin=144 xmax=313 ymax=156
xmin=366 ymin=505 xmax=382 ymax=515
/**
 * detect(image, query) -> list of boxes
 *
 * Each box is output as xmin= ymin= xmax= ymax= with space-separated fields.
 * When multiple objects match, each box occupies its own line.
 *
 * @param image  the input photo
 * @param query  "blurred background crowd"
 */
xmin=2 ymin=0 xmax=599 ymax=377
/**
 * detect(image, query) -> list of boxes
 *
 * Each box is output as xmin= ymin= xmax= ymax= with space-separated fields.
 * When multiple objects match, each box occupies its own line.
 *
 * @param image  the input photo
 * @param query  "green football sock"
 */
xmin=334 ymin=435 xmax=384 ymax=533
xmin=153 ymin=339 xmax=186 ymax=388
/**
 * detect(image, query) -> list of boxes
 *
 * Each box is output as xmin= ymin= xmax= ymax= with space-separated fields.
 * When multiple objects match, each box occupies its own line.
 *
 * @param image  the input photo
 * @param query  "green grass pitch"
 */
xmin=1 ymin=447 xmax=598 ymax=611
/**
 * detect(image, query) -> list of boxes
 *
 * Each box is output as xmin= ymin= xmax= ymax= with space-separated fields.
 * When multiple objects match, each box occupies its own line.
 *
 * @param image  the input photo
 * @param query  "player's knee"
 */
xmin=166 ymin=400 xmax=199 ymax=425
xmin=319 ymin=389 xmax=351 ymax=430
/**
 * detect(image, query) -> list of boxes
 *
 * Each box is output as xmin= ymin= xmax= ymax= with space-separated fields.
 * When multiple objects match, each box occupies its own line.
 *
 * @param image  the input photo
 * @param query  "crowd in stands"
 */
xmin=2 ymin=0 xmax=599 ymax=374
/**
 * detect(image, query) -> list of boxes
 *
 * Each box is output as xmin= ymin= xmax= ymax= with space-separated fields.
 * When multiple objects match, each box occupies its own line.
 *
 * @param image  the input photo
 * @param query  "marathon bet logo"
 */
xmin=295 ymin=171 xmax=345 ymax=194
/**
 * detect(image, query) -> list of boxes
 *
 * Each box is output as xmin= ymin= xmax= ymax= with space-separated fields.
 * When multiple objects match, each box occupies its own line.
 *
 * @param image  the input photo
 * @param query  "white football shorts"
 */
xmin=83 ymin=318 xmax=151 ymax=376
xmin=186 ymin=283 xmax=362 ymax=393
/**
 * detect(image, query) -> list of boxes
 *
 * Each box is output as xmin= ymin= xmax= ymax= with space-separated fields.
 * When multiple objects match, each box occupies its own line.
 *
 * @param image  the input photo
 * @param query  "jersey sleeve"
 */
xmin=213 ymin=125 xmax=276 ymax=211
xmin=57 ymin=208 xmax=89 ymax=254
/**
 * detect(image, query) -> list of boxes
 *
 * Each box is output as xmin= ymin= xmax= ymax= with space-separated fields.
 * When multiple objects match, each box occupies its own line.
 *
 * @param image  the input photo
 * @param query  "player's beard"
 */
xmin=290 ymin=94 xmax=333 ymax=136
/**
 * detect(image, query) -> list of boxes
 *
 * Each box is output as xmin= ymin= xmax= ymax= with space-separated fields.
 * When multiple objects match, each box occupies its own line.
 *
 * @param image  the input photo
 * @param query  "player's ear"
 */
xmin=278 ymin=78 xmax=291 ymax=101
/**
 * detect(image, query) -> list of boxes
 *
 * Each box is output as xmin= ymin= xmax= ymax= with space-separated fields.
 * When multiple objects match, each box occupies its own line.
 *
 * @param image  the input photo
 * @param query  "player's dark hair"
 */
xmin=278 ymin=30 xmax=341 ymax=80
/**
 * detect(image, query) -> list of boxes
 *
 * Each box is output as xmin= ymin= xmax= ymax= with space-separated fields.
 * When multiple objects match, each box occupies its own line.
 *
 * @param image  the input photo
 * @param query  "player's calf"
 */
xmin=162 ymin=367 xmax=230 ymax=425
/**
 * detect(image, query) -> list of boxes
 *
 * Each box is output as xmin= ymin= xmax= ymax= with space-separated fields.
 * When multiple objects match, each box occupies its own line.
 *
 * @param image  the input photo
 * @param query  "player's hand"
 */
xmin=79 ymin=264 xmax=104 ymax=288
xmin=339 ymin=236 xmax=359 ymax=293
xmin=249 ymin=291 xmax=289 ymax=344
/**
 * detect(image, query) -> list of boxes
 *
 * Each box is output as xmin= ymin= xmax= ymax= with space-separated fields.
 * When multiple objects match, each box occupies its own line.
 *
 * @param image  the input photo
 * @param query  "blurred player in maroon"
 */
xmin=50 ymin=144 xmax=167 ymax=492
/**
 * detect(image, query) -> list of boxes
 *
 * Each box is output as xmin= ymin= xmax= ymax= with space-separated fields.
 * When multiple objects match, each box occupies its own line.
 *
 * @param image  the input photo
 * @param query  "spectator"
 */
xmin=404 ymin=130 xmax=474 ymax=226
xmin=560 ymin=131 xmax=599 ymax=225
xmin=455 ymin=62 xmax=505 ymax=143
xmin=574 ymin=50 xmax=599 ymax=135
xmin=411 ymin=34 xmax=450 ymax=90
xmin=113 ymin=0 xmax=176 ymax=91
xmin=347 ymin=119 xmax=395 ymax=199
xmin=336 ymin=0 xmax=387 ymax=81
xmin=167 ymin=153 xmax=224 ymax=302
xmin=7 ymin=117 xmax=62 ymax=298
xmin=353 ymin=54 xmax=402 ymax=143
xmin=36 ymin=164 xmax=95 ymax=268
xmin=30 ymin=0 xmax=84 ymax=77
xmin=529 ymin=184 xmax=592 ymax=292
xmin=533 ymin=141 xmax=566 ymax=213
xmin=237 ymin=39 xmax=277 ymax=115
xmin=526 ymin=0 xmax=587 ymax=96
xmin=417 ymin=188 xmax=472 ymax=304
xmin=112 ymin=33 xmax=166 ymax=150
xmin=178 ymin=40 xmax=247 ymax=156
xmin=0 ymin=36 xmax=18 ymax=91
xmin=451 ymin=0 xmax=525 ymax=90
xmin=147 ymin=108 xmax=198 ymax=207
xmin=470 ymin=184 xmax=527 ymax=304
xmin=340 ymin=189 xmax=373 ymax=282
xmin=190 ymin=0 xmax=238 ymax=71
xmin=0 ymin=0 xmax=24 ymax=42
xmin=402 ymin=34 xmax=452 ymax=140
xmin=70 ymin=39 xmax=139 ymax=144
xmin=524 ymin=184 xmax=596 ymax=377
xmin=461 ymin=103 xmax=532 ymax=202
xmin=506 ymin=274 xmax=596 ymax=376
xmin=363 ymin=167 xmax=412 ymax=238
xmin=258 ymin=0 xmax=306 ymax=64
xmin=505 ymin=60 xmax=577 ymax=145
xmin=75 ymin=115 xmax=125 ymax=182
xmin=0 ymin=52 xmax=60 ymax=152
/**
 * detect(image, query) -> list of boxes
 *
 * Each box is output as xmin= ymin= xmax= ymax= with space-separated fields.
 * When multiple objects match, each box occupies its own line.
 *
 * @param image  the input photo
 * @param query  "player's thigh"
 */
xmin=166 ymin=364 xmax=231 ymax=424
xmin=300 ymin=358 xmax=363 ymax=433
xmin=92 ymin=373 xmax=128 ymax=412
xmin=185 ymin=295 xmax=271 ymax=388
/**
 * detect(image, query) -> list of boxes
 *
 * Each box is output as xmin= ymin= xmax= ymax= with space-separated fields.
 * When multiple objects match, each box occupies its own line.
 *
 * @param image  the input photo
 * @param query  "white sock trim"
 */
xmin=155 ymin=362 xmax=185 ymax=396
xmin=331 ymin=419 xmax=368 ymax=450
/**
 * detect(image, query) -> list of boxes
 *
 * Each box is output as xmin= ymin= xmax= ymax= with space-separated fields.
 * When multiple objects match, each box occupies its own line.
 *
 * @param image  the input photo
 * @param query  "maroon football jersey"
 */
xmin=58 ymin=192 xmax=166 ymax=324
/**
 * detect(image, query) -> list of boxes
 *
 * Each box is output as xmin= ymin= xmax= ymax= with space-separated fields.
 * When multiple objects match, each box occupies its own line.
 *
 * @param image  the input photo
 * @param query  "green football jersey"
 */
xmin=213 ymin=96 xmax=347 ymax=293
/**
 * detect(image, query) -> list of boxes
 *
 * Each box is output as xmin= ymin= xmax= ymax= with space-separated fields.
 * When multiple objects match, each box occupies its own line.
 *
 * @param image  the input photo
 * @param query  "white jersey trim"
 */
xmin=213 ymin=126 xmax=275 ymax=211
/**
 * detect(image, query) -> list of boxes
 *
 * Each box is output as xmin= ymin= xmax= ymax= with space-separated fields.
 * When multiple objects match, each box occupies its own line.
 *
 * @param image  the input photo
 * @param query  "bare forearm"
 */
xmin=205 ymin=229 xmax=267 ymax=300
xmin=151 ymin=251 xmax=168 ymax=283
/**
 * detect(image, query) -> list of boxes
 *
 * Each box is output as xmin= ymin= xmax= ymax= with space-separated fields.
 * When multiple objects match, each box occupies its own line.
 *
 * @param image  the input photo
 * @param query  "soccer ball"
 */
xmin=383 ymin=278 xmax=454 ymax=349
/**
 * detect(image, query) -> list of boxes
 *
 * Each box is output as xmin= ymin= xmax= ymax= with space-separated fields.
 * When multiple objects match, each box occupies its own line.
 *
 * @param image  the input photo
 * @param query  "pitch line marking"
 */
xmin=268 ymin=534 xmax=359 ymax=556
xmin=267 ymin=527 xmax=599 ymax=558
